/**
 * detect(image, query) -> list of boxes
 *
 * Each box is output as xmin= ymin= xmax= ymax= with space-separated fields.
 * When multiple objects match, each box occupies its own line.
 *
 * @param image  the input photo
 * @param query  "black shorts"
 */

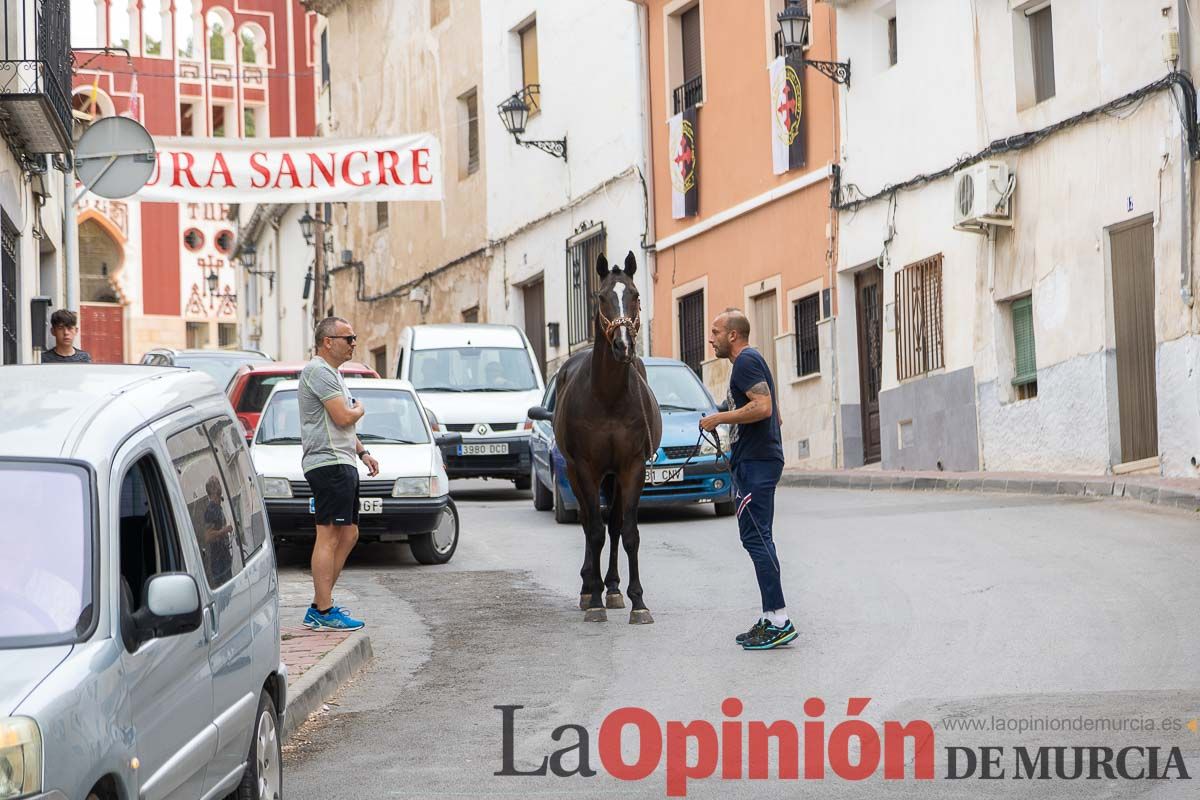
xmin=306 ymin=463 xmax=360 ymax=526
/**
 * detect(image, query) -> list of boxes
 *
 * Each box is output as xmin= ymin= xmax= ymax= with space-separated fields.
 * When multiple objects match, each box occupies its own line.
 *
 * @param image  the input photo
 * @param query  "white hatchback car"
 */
xmin=250 ymin=378 xmax=460 ymax=564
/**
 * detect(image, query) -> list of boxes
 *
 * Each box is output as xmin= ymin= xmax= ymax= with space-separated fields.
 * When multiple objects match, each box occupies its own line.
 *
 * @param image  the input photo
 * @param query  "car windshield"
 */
xmin=411 ymin=347 xmax=538 ymax=392
xmin=0 ymin=461 xmax=94 ymax=648
xmin=237 ymin=369 xmax=377 ymax=413
xmin=645 ymin=364 xmax=714 ymax=412
xmin=178 ymin=354 xmax=266 ymax=389
xmin=257 ymin=388 xmax=431 ymax=445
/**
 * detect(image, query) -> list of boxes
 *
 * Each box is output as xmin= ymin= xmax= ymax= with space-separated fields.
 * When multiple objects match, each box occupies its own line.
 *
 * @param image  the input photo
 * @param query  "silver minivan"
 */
xmin=0 ymin=366 xmax=285 ymax=800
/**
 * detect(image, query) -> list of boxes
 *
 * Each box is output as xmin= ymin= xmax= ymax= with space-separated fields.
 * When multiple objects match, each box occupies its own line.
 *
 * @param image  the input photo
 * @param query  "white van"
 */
xmin=395 ymin=324 xmax=545 ymax=488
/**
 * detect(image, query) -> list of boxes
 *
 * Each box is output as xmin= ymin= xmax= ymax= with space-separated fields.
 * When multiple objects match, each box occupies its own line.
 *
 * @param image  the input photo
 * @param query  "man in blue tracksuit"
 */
xmin=700 ymin=308 xmax=796 ymax=650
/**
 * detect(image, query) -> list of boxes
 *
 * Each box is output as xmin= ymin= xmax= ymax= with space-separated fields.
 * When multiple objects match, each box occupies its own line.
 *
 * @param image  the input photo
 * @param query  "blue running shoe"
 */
xmin=305 ymin=607 xmax=364 ymax=631
xmin=741 ymin=620 xmax=797 ymax=650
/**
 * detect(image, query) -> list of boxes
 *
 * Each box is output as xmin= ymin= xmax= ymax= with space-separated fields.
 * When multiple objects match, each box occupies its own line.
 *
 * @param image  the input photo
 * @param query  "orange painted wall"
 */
xmin=647 ymin=0 xmax=840 ymax=358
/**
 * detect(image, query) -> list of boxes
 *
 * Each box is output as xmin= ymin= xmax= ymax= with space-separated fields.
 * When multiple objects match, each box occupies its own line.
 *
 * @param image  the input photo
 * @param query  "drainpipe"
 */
xmin=63 ymin=161 xmax=78 ymax=311
xmin=629 ymin=0 xmax=657 ymax=357
xmin=1179 ymin=0 xmax=1195 ymax=307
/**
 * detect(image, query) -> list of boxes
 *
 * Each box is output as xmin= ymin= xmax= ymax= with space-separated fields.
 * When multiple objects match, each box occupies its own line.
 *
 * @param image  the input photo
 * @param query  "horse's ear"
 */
xmin=595 ymin=253 xmax=609 ymax=279
xmin=623 ymin=250 xmax=638 ymax=277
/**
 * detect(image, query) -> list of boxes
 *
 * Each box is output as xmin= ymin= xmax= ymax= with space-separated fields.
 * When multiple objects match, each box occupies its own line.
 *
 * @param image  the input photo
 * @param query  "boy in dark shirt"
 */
xmin=41 ymin=309 xmax=92 ymax=363
xmin=700 ymin=309 xmax=795 ymax=650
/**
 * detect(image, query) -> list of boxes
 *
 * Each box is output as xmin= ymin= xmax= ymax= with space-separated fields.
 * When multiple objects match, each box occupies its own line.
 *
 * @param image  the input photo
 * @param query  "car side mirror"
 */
xmin=132 ymin=573 xmax=203 ymax=647
xmin=435 ymin=432 xmax=463 ymax=447
xmin=716 ymin=400 xmax=730 ymax=412
xmin=527 ymin=406 xmax=553 ymax=422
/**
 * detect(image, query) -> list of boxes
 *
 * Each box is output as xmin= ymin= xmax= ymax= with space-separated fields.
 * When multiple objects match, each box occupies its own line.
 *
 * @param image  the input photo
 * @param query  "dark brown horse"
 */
xmin=552 ymin=251 xmax=662 ymax=623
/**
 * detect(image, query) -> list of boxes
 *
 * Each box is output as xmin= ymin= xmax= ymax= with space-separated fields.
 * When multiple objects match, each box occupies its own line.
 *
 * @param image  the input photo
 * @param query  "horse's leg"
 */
xmin=570 ymin=462 xmax=608 ymax=622
xmin=604 ymin=482 xmax=625 ymax=609
xmin=619 ymin=464 xmax=653 ymax=624
xmin=565 ymin=462 xmax=595 ymax=610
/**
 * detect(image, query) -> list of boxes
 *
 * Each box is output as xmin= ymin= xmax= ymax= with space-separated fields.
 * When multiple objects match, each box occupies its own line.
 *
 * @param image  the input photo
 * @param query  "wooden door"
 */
xmin=523 ymin=279 xmax=546 ymax=380
xmin=752 ymin=290 xmax=778 ymax=380
xmin=1111 ymin=220 xmax=1159 ymax=462
xmin=855 ymin=269 xmax=883 ymax=464
xmin=80 ymin=303 xmax=125 ymax=364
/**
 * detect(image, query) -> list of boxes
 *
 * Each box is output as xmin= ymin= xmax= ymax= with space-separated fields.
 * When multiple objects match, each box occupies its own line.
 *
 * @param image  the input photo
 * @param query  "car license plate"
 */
xmin=458 ymin=443 xmax=510 ymax=456
xmin=646 ymin=467 xmax=684 ymax=484
xmin=308 ymin=497 xmax=384 ymax=514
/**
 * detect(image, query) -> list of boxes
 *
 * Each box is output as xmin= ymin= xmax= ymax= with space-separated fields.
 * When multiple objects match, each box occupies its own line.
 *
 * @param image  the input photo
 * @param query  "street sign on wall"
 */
xmin=134 ymin=134 xmax=443 ymax=203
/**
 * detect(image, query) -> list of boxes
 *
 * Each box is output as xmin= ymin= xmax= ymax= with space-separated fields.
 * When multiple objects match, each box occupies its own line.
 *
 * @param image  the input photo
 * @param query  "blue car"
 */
xmin=529 ymin=357 xmax=735 ymax=522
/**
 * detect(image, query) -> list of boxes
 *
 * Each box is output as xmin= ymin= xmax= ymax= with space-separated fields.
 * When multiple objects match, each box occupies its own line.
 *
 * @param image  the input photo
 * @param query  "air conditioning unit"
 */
xmin=953 ymin=161 xmax=1014 ymax=231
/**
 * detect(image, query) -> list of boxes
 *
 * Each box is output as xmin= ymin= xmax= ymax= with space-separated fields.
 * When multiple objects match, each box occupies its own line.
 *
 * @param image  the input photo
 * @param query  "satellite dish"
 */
xmin=74 ymin=116 xmax=156 ymax=201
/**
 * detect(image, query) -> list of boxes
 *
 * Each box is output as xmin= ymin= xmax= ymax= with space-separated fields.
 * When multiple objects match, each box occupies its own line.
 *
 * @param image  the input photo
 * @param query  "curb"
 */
xmin=282 ymin=631 xmax=374 ymax=742
xmin=779 ymin=472 xmax=1200 ymax=513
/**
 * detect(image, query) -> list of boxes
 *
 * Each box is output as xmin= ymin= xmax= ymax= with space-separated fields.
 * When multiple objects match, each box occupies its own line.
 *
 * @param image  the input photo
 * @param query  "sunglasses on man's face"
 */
xmin=327 ymin=335 xmax=358 ymax=344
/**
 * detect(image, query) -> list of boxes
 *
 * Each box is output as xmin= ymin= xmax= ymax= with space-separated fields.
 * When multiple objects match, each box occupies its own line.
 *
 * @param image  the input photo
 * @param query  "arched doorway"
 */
xmin=78 ymin=217 xmax=126 ymax=363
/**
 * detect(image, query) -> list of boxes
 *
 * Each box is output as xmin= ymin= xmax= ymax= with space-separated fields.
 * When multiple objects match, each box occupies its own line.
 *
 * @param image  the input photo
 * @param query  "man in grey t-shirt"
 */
xmin=299 ymin=316 xmax=379 ymax=631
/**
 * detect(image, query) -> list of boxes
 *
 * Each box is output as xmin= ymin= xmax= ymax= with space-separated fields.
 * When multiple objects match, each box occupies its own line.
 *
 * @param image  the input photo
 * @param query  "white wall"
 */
xmin=480 ymin=0 xmax=652 ymax=374
xmin=239 ymin=204 xmax=314 ymax=361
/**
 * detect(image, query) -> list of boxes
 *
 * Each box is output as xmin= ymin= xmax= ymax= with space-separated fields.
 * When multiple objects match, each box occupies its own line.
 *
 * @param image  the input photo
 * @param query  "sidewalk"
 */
xmin=780 ymin=467 xmax=1200 ymax=512
xmin=280 ymin=625 xmax=373 ymax=741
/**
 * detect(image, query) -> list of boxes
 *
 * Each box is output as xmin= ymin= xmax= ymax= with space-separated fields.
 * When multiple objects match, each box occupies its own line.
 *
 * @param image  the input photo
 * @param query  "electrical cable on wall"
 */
xmin=833 ymin=72 xmax=1200 ymax=213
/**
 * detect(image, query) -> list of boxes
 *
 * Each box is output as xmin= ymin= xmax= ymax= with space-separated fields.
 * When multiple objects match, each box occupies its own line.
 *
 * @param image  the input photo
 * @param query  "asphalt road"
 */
xmin=278 ymin=481 xmax=1200 ymax=799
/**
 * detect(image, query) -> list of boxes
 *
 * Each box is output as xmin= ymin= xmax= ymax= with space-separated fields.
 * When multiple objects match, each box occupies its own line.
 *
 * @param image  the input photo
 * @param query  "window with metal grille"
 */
xmin=1028 ymin=4 xmax=1055 ymax=103
xmin=793 ymin=294 xmax=820 ymax=377
xmin=565 ymin=224 xmax=606 ymax=347
xmin=1 ymin=218 xmax=17 ymax=365
xmin=218 ymin=323 xmax=237 ymax=348
xmin=1011 ymin=295 xmax=1038 ymax=399
xmin=376 ymin=202 xmax=388 ymax=230
xmin=894 ymin=254 xmax=944 ymax=381
xmin=678 ymin=290 xmax=705 ymax=378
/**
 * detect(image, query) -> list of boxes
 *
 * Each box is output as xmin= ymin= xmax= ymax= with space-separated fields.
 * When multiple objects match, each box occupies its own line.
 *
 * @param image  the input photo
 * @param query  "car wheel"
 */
xmin=514 ymin=474 xmax=532 ymax=491
xmin=231 ymin=689 xmax=282 ymax=800
xmin=715 ymin=500 xmax=736 ymax=517
xmin=411 ymin=499 xmax=460 ymax=565
xmin=532 ymin=467 xmax=553 ymax=511
xmin=553 ymin=475 xmax=577 ymax=525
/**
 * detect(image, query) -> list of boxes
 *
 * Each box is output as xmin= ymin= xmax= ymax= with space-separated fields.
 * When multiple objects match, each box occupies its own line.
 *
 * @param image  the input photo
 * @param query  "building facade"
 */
xmin=481 ymin=0 xmax=652 ymax=380
xmin=301 ymin=0 xmax=489 ymax=376
xmin=644 ymin=0 xmax=843 ymax=468
xmin=71 ymin=0 xmax=316 ymax=361
xmin=833 ymin=0 xmax=1200 ymax=478
xmin=0 ymin=0 xmax=73 ymax=364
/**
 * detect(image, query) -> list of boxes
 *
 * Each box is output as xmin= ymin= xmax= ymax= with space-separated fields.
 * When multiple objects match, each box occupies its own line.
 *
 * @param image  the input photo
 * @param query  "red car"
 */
xmin=227 ymin=360 xmax=380 ymax=440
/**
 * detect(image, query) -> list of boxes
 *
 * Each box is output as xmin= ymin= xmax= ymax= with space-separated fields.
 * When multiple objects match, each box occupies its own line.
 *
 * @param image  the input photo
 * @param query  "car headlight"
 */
xmin=699 ymin=425 xmax=730 ymax=455
xmin=393 ymin=477 xmax=431 ymax=497
xmin=261 ymin=477 xmax=293 ymax=498
xmin=0 ymin=717 xmax=42 ymax=799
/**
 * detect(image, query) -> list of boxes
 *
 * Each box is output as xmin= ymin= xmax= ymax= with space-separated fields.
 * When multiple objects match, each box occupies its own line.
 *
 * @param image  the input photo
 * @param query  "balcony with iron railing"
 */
xmin=0 ymin=0 xmax=72 ymax=155
xmin=672 ymin=75 xmax=703 ymax=115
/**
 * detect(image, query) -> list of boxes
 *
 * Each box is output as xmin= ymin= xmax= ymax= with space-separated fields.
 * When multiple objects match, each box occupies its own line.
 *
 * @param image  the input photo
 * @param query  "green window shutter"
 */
xmin=1012 ymin=296 xmax=1037 ymax=386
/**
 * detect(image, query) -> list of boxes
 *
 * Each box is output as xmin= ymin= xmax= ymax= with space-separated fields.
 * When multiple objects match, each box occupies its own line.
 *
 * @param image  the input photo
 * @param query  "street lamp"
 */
xmin=497 ymin=88 xmax=567 ymax=161
xmin=240 ymin=241 xmax=276 ymax=291
xmin=778 ymin=1 xmax=851 ymax=86
xmin=298 ymin=210 xmax=315 ymax=245
xmin=206 ymin=266 xmax=220 ymax=297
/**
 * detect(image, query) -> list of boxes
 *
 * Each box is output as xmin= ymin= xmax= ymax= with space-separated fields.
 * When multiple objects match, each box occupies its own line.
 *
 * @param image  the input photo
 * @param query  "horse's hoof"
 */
xmin=584 ymin=608 xmax=608 ymax=623
xmin=605 ymin=592 xmax=626 ymax=609
xmin=578 ymin=594 xmax=591 ymax=611
xmin=628 ymin=609 xmax=655 ymax=625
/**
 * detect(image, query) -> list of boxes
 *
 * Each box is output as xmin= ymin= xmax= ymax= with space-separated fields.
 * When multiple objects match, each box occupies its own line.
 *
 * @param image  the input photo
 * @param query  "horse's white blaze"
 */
xmin=612 ymin=283 xmax=633 ymax=352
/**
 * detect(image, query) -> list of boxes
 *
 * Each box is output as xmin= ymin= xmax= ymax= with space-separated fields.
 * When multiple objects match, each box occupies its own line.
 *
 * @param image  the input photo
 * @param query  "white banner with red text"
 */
xmin=134 ymin=134 xmax=443 ymax=203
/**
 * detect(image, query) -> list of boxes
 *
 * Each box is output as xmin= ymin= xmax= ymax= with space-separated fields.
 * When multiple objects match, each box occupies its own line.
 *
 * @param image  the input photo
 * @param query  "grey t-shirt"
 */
xmin=299 ymin=357 xmax=358 ymax=473
xmin=41 ymin=348 xmax=92 ymax=363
